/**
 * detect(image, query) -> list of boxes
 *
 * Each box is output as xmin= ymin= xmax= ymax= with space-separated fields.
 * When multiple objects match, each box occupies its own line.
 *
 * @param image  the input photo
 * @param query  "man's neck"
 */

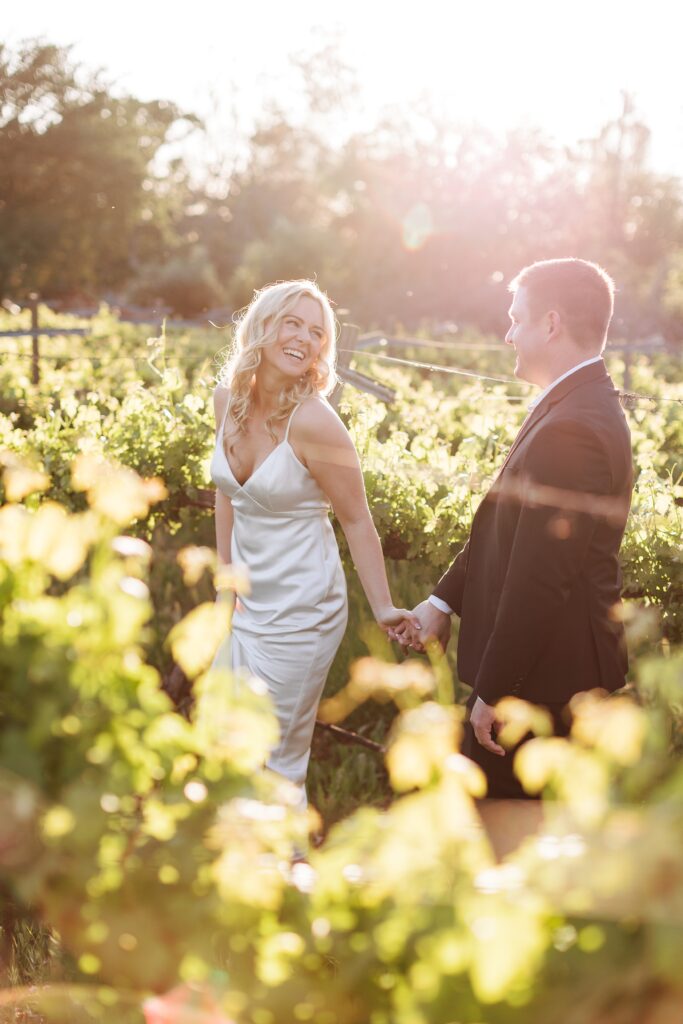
xmin=527 ymin=354 xmax=603 ymax=410
xmin=536 ymin=351 xmax=602 ymax=389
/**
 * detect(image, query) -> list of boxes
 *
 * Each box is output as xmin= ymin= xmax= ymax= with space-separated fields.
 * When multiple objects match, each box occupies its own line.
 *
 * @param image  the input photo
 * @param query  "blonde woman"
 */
xmin=210 ymin=280 xmax=416 ymax=806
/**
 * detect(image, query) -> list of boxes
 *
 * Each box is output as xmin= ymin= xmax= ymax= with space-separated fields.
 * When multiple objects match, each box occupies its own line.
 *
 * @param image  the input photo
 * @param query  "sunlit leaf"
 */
xmin=194 ymin=666 xmax=280 ymax=770
xmin=143 ymin=799 xmax=181 ymax=842
xmin=570 ymin=692 xmax=647 ymax=765
xmin=514 ymin=738 xmax=610 ymax=824
xmin=112 ymin=535 xmax=153 ymax=561
xmin=42 ymin=805 xmax=76 ymax=839
xmin=496 ymin=697 xmax=554 ymax=749
xmin=177 ymin=545 xmax=216 ymax=586
xmin=386 ymin=702 xmax=461 ymax=791
xmin=168 ymin=602 xmax=227 ymax=678
xmin=256 ymin=931 xmax=306 ymax=986
xmin=463 ymin=893 xmax=548 ymax=1003
xmin=3 ymin=464 xmax=50 ymax=501
xmin=319 ymin=656 xmax=435 ymax=723
xmin=33 ymin=504 xmax=98 ymax=578
xmin=0 ymin=504 xmax=29 ymax=565
xmin=209 ymin=800 xmax=293 ymax=911
xmin=444 ymin=752 xmax=487 ymax=798
xmin=0 ymin=502 xmax=96 ymax=578
xmin=72 ymin=453 xmax=167 ymax=524
xmin=350 ymin=656 xmax=435 ymax=701
xmin=513 ymin=737 xmax=570 ymax=794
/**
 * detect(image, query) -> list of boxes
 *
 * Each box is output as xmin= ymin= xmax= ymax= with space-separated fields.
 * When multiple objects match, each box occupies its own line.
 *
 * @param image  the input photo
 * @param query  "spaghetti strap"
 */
xmin=284 ymin=403 xmax=302 ymax=442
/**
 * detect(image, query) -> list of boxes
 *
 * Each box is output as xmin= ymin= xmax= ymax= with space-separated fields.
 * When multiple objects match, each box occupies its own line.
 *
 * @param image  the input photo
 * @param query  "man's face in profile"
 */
xmin=505 ymin=286 xmax=550 ymax=386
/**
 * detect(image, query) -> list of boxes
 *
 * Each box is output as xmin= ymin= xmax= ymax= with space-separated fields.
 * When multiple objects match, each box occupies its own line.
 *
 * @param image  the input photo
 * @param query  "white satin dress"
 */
xmin=210 ymin=400 xmax=348 ymax=804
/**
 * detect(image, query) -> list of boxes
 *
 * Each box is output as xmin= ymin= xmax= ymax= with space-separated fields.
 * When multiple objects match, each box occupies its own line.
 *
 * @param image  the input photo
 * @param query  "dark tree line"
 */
xmin=2 ymin=40 xmax=683 ymax=339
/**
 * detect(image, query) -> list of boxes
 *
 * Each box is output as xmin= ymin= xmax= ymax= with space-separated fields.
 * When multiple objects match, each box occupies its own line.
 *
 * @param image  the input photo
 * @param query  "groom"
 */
xmin=395 ymin=258 xmax=634 ymax=798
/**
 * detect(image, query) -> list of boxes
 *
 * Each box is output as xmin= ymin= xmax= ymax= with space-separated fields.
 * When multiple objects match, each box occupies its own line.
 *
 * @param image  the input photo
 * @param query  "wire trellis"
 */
xmin=343 ymin=348 xmax=683 ymax=408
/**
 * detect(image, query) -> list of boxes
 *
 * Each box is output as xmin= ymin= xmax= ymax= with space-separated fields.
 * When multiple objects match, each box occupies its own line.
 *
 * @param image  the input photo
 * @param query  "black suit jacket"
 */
xmin=433 ymin=361 xmax=633 ymax=706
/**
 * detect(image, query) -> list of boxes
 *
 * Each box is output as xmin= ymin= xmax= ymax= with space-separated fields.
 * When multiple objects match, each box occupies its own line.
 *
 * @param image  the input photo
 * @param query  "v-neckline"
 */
xmin=220 ymin=437 xmax=287 ymax=490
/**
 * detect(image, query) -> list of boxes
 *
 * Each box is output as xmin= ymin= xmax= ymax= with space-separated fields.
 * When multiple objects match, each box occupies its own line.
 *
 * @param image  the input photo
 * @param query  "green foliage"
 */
xmin=0 ymin=314 xmax=681 ymax=1021
xmin=0 ymin=41 xmax=198 ymax=300
xmin=0 ymin=468 xmax=308 ymax=1001
xmin=4 ymin=40 xmax=683 ymax=343
xmin=0 ymin=311 xmax=680 ymax=678
xmin=0 ymin=475 xmax=682 ymax=1023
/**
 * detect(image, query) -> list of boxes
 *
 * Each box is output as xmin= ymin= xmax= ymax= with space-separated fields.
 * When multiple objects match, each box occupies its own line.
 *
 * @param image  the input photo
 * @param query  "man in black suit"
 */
xmin=395 ymin=258 xmax=633 ymax=798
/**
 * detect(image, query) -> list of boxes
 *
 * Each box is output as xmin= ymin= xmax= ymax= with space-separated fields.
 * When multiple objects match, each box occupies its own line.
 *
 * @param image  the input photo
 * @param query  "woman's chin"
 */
xmin=281 ymin=360 xmax=309 ymax=379
xmin=264 ymin=360 xmax=306 ymax=382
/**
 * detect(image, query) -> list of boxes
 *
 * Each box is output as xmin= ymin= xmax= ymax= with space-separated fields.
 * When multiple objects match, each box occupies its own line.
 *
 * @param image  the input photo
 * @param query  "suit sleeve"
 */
xmin=432 ymin=539 xmax=470 ymax=618
xmin=474 ymin=419 xmax=613 ymax=705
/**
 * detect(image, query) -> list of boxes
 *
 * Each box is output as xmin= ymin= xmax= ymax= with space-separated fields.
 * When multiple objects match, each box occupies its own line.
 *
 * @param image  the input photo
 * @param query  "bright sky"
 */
xmin=7 ymin=0 xmax=683 ymax=177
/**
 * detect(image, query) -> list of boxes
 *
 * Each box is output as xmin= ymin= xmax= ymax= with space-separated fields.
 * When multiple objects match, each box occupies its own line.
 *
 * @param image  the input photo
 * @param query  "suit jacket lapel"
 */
xmin=498 ymin=403 xmax=550 ymax=473
xmin=497 ymin=360 xmax=610 ymax=474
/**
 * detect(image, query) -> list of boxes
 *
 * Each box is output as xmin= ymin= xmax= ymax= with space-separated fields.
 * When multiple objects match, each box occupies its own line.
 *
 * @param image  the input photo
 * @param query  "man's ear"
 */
xmin=546 ymin=309 xmax=562 ymax=341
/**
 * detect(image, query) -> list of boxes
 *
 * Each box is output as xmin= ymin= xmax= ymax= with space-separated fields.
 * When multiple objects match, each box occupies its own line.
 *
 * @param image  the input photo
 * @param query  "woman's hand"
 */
xmin=374 ymin=605 xmax=422 ymax=632
xmin=388 ymin=601 xmax=451 ymax=652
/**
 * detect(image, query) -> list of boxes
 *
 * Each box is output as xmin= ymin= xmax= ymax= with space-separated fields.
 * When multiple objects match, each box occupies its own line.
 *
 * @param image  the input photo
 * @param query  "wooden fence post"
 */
xmin=29 ymin=293 xmax=40 ymax=385
xmin=331 ymin=323 xmax=359 ymax=410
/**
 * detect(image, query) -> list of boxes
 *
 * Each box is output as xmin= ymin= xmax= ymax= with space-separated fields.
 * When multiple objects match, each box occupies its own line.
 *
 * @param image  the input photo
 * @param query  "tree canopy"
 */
xmin=2 ymin=39 xmax=683 ymax=338
xmin=0 ymin=41 xmax=197 ymax=301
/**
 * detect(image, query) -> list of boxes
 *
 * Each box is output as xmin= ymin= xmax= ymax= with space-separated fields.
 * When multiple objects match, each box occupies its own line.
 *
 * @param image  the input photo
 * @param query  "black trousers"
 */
xmin=461 ymin=701 xmax=572 ymax=800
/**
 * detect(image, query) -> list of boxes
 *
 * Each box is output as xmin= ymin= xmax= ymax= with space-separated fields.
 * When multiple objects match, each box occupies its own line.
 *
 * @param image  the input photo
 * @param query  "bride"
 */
xmin=210 ymin=279 xmax=416 ymax=806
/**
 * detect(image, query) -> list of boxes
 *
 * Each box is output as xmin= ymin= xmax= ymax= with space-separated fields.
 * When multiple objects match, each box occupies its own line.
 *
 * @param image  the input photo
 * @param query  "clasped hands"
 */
xmin=386 ymin=599 xmax=451 ymax=653
xmin=385 ymin=602 xmax=505 ymax=757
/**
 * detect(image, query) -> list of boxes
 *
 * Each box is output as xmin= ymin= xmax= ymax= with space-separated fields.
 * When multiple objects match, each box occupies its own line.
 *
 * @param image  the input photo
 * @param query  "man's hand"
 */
xmin=470 ymin=696 xmax=505 ymax=757
xmin=390 ymin=600 xmax=451 ymax=652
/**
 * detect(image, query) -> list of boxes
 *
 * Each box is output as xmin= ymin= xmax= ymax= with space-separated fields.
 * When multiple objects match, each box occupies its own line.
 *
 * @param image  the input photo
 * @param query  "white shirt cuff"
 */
xmin=428 ymin=594 xmax=453 ymax=615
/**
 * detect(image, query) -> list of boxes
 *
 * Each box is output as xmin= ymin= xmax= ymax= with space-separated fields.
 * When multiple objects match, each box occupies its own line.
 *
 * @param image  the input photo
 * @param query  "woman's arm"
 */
xmin=213 ymin=387 xmax=234 ymax=566
xmin=293 ymin=400 xmax=415 ymax=628
xmin=215 ymin=489 xmax=234 ymax=567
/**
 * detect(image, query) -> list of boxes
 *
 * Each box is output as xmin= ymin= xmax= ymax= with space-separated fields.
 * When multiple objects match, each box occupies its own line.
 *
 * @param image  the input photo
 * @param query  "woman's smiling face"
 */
xmin=260 ymin=295 xmax=326 ymax=381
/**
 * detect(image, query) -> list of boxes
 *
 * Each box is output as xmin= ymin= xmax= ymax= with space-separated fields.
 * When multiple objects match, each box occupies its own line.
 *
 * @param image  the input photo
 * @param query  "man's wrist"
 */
xmin=428 ymin=594 xmax=453 ymax=616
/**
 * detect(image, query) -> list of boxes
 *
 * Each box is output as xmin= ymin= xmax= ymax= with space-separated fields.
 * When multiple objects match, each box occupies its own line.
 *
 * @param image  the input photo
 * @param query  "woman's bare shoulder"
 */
xmin=293 ymin=396 xmax=348 ymax=442
xmin=295 ymin=395 xmax=340 ymax=426
xmin=213 ymin=384 xmax=231 ymax=422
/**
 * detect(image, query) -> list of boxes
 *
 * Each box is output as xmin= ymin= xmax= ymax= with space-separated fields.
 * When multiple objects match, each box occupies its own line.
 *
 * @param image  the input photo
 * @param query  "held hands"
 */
xmin=382 ymin=597 xmax=504 ymax=758
xmin=374 ymin=604 xmax=422 ymax=633
xmin=388 ymin=599 xmax=451 ymax=653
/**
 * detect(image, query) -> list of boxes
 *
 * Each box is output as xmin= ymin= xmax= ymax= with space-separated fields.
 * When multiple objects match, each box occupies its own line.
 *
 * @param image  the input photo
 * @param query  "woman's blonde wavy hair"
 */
xmin=217 ymin=280 xmax=338 ymax=450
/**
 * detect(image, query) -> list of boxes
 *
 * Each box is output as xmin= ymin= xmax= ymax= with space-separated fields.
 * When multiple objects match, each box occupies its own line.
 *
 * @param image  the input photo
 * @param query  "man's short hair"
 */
xmin=509 ymin=258 xmax=615 ymax=351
